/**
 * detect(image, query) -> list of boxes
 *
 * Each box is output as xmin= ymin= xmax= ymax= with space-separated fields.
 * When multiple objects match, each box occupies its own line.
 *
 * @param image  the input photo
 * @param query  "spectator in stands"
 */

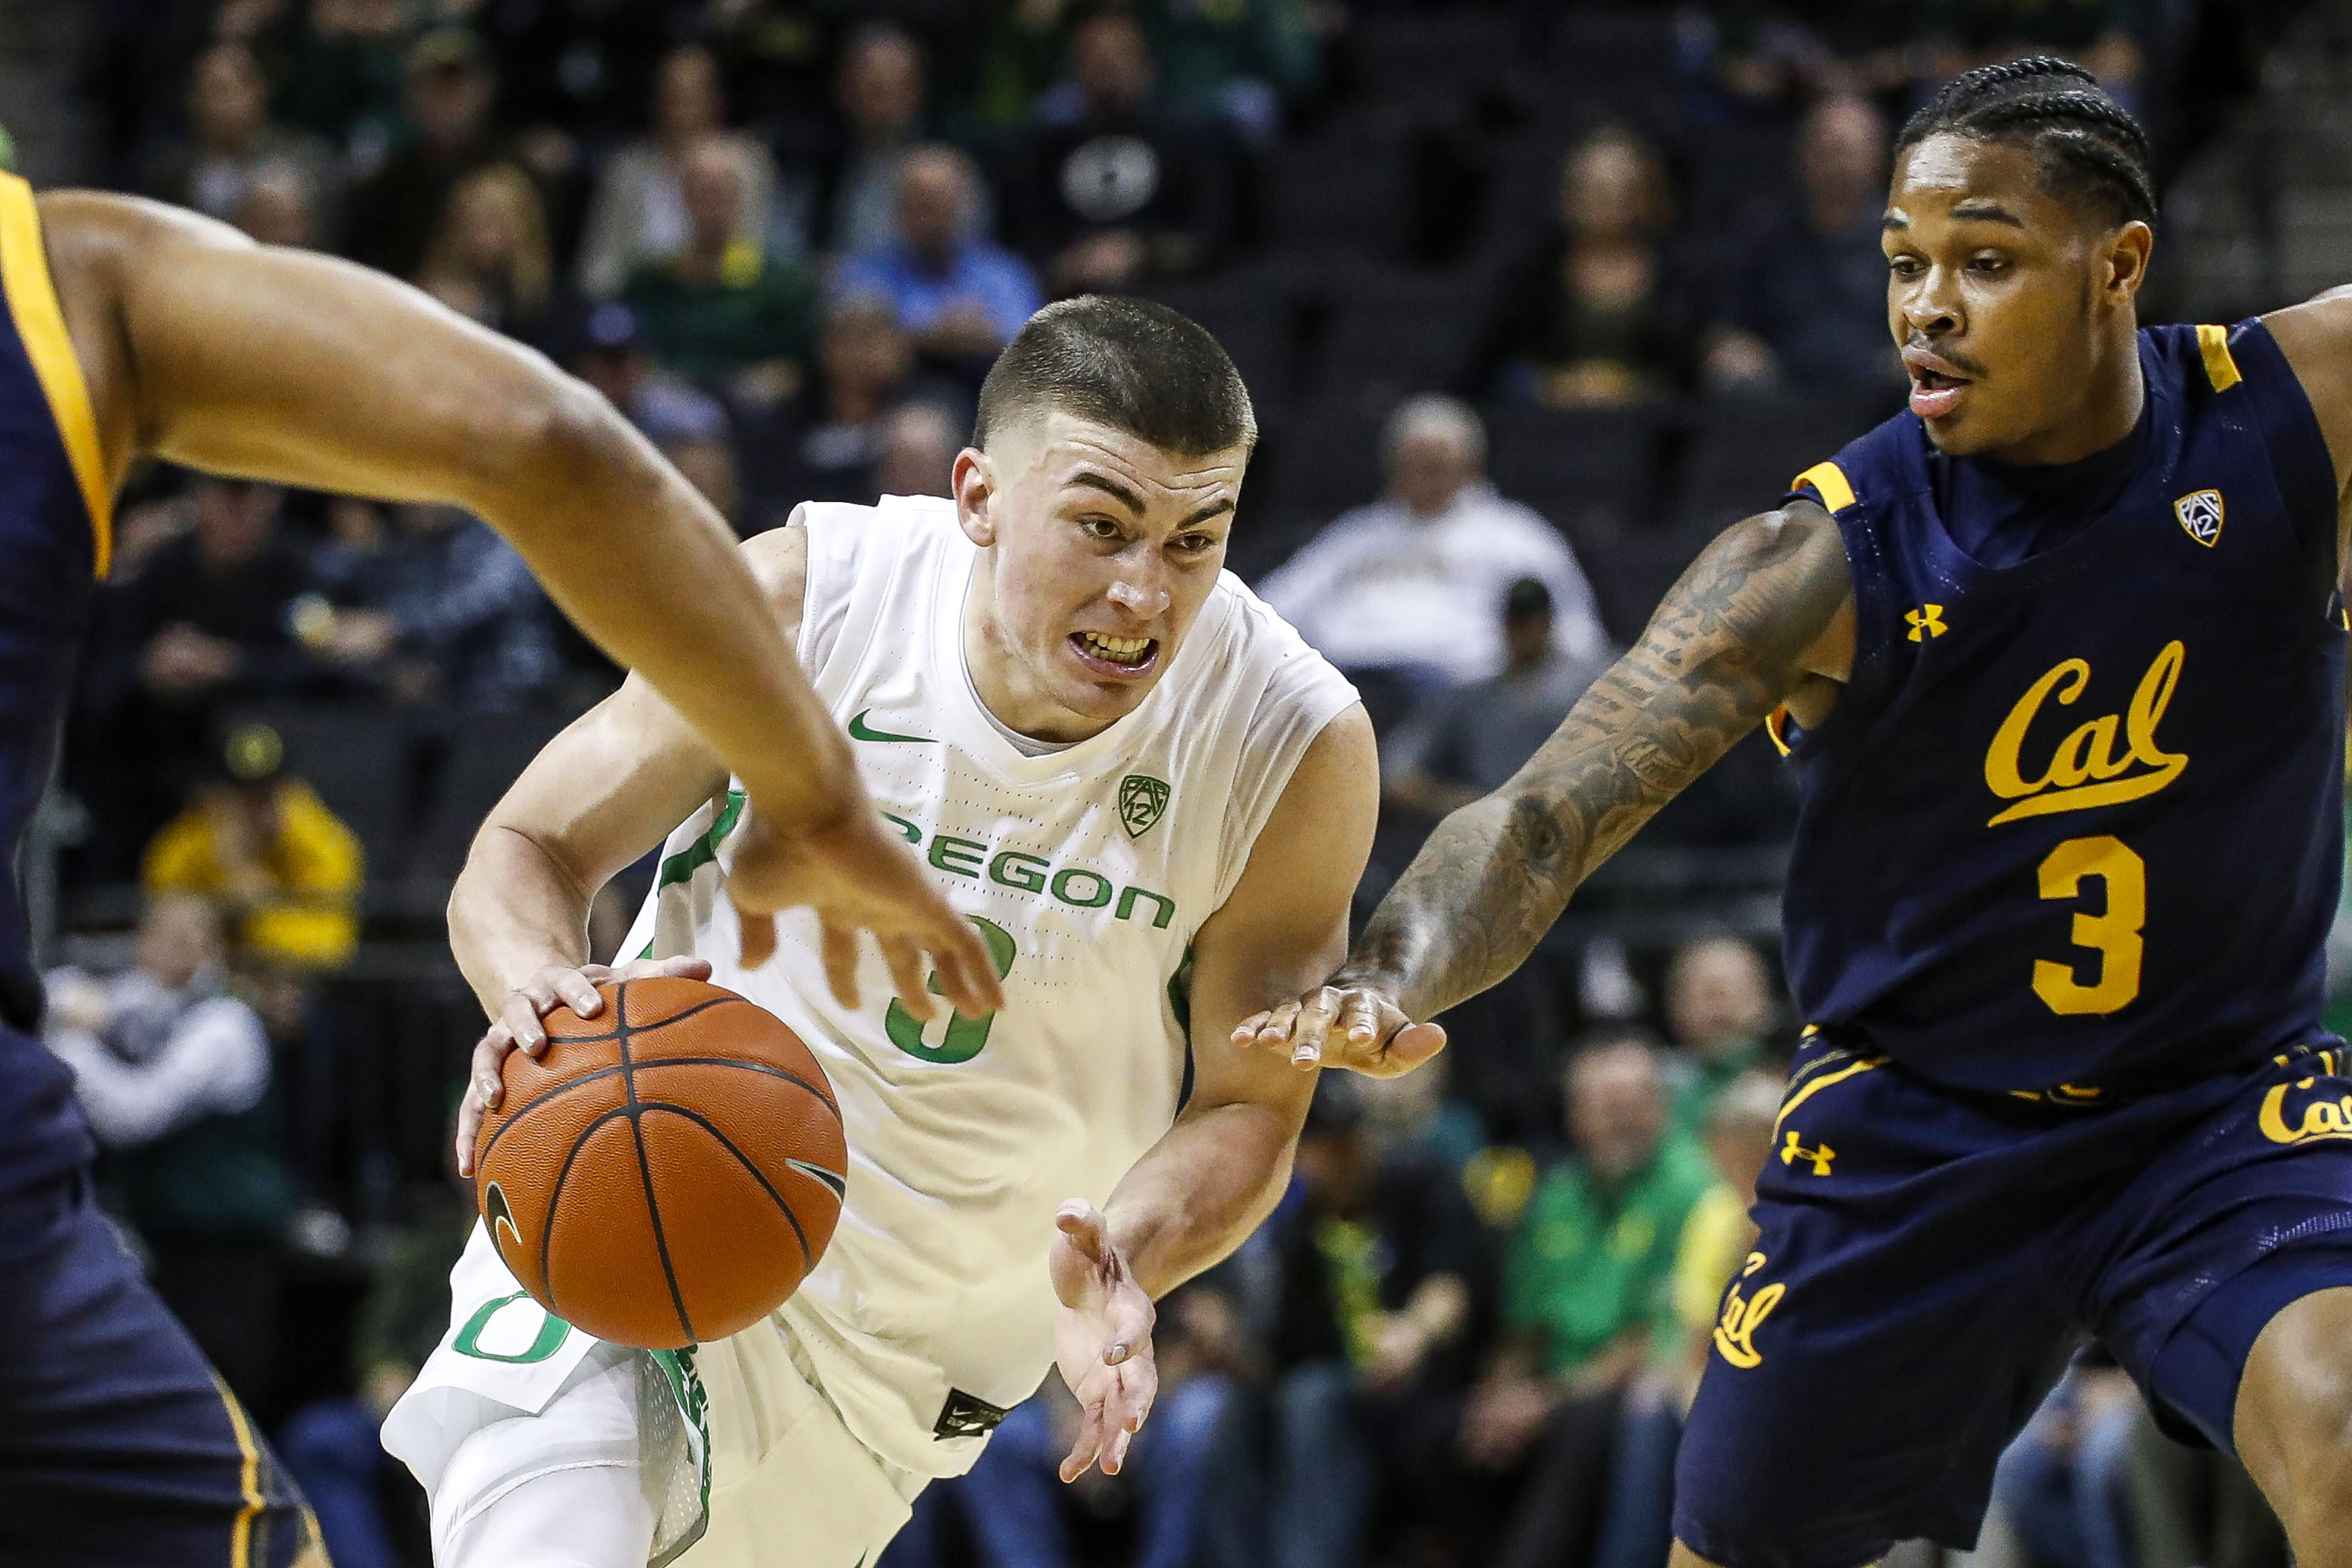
xmin=874 ymin=401 xmax=967 ymax=501
xmin=575 ymin=44 xmax=791 ymax=301
xmin=145 ymin=39 xmax=338 ymax=234
xmin=231 ymin=159 xmax=318 ymax=249
xmin=414 ymin=162 xmax=558 ymax=349
xmin=1384 ymin=577 xmax=1614 ymax=818
xmin=1456 ymin=1033 xmax=1712 ymax=1568
xmin=1134 ymin=0 xmax=1319 ymax=147
xmin=1591 ymin=1069 xmax=1782 ymax=1568
xmin=569 ymin=301 xmax=733 ymax=454
xmin=486 ymin=0 xmax=668 ymax=147
xmin=1661 ymin=934 xmax=1779 ymax=1133
xmin=1264 ymin=1081 xmax=1485 ymax=1568
xmin=1014 ymin=9 xmax=1222 ymax=295
xmin=1258 ymin=396 xmax=1606 ymax=705
xmin=126 ymin=476 xmax=315 ymax=715
xmin=839 ymin=146 xmax=1042 ymax=369
xmin=1713 ymin=93 xmax=1905 ymax=393
xmin=739 ymin=295 xmax=945 ymax=525
xmin=70 ymin=475 xmax=320 ymax=878
xmin=1464 ymin=126 xmax=1706 ymax=408
xmin=303 ymin=501 xmax=561 ymax=712
xmin=343 ymin=29 xmax=504 ymax=283
xmin=43 ymin=893 xmax=295 ymax=1412
xmin=275 ymin=0 xmax=411 ymax=167
xmin=623 ymin=135 xmax=820 ymax=406
xmin=144 ymin=723 xmax=362 ymax=971
xmin=809 ymin=23 xmax=932 ymax=258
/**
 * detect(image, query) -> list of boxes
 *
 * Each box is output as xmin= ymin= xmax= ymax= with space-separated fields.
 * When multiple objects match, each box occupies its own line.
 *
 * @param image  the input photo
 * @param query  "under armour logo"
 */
xmin=1905 ymin=604 xmax=1948 ymax=641
xmin=1780 ymin=1130 xmax=1835 ymax=1176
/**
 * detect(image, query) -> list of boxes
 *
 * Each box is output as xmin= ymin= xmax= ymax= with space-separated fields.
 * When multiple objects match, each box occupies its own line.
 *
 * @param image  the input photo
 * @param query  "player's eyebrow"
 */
xmin=1179 ymin=497 xmax=1235 ymax=529
xmin=1948 ymin=201 xmax=2026 ymax=227
xmin=1067 ymin=471 xmax=1145 ymax=514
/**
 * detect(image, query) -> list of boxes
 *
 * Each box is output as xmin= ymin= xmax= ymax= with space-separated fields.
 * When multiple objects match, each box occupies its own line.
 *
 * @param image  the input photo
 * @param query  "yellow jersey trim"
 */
xmin=1774 ymin=1055 xmax=1885 ymax=1135
xmin=0 ymin=173 xmax=111 ymax=577
xmin=2196 ymin=323 xmax=2243 ymax=394
xmin=1792 ymin=460 xmax=1855 ymax=513
xmin=1765 ymin=705 xmax=1793 ymax=757
xmin=211 ymin=1371 xmax=265 ymax=1568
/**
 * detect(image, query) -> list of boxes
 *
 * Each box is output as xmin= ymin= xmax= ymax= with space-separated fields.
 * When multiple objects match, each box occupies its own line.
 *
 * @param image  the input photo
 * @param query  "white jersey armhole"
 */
xmin=1210 ymin=577 xmax=1361 ymax=910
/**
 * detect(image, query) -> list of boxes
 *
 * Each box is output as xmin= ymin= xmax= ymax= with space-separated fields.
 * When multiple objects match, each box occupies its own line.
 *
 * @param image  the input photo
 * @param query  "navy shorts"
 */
xmin=0 ymin=1170 xmax=317 ymax=1566
xmin=1674 ymin=1036 xmax=2352 ymax=1568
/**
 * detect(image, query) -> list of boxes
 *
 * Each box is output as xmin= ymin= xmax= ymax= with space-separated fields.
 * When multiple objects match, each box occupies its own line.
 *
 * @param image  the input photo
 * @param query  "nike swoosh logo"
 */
xmin=484 ymin=1182 xmax=524 ymax=1256
xmin=848 ymin=710 xmax=932 ymax=744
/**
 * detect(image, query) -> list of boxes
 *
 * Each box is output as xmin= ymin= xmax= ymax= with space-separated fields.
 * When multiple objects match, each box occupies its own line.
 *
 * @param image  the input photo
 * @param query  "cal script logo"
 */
xmin=1982 ymin=641 xmax=2188 ymax=826
xmin=2260 ymin=1077 xmax=2352 ymax=1147
xmin=2175 ymin=489 xmax=2225 ymax=547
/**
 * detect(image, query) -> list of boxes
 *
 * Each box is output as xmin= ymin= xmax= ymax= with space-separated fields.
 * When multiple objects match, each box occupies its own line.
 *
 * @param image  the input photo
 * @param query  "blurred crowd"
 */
xmin=29 ymin=0 xmax=2333 ymax=1565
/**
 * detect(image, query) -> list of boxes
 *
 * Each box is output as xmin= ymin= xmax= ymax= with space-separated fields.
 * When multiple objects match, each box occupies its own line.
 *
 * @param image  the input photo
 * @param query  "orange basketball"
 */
xmin=473 ymin=976 xmax=846 ymax=1349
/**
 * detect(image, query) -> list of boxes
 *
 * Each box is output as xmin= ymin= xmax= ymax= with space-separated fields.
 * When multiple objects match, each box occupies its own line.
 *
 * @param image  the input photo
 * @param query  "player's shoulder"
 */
xmin=788 ymin=493 xmax=960 ymax=587
xmin=1787 ymin=406 xmax=1927 ymax=519
xmin=1198 ymin=569 xmax=1360 ymax=727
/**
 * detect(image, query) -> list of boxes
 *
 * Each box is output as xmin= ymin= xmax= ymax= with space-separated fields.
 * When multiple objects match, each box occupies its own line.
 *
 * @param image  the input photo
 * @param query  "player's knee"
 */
xmin=2239 ymin=1289 xmax=2352 ymax=1565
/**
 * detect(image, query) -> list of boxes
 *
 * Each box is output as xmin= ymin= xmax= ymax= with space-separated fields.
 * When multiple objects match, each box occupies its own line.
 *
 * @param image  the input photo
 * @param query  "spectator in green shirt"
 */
xmin=1456 ymin=1031 xmax=1716 ymax=1568
xmin=623 ymin=136 xmax=818 ymax=408
xmin=1664 ymin=934 xmax=1779 ymax=1135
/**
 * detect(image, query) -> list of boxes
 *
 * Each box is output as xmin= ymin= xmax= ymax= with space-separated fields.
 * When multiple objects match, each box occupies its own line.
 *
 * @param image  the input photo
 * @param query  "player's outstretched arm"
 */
xmin=441 ymin=531 xmax=965 ymax=1170
xmin=41 ymin=194 xmax=1000 ymax=1017
xmin=1239 ymin=503 xmax=1853 ymax=1077
xmin=1046 ymin=703 xmax=1379 ymax=1481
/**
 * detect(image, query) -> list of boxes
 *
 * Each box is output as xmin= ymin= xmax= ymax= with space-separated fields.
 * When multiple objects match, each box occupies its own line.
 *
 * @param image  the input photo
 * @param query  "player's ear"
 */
xmin=2104 ymin=220 xmax=2154 ymax=303
xmin=955 ymin=448 xmax=997 ymax=547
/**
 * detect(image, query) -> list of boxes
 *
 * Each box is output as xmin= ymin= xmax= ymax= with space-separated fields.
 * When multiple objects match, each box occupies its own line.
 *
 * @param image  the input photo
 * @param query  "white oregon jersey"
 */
xmin=620 ymin=494 xmax=1356 ymax=1476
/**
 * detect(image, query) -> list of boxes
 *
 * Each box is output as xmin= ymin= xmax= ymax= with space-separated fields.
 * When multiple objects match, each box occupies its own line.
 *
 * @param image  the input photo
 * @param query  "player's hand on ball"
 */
xmin=724 ymin=800 xmax=1004 ymax=1022
xmin=1048 ymin=1200 xmax=1156 ymax=1481
xmin=455 ymin=955 xmax=713 ymax=1177
xmin=1234 ymin=983 xmax=1448 ymax=1078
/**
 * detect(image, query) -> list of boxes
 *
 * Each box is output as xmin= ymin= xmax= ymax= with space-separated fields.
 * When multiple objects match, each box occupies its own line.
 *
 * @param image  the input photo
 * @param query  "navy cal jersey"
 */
xmin=1777 ymin=320 xmax=2345 ymax=1098
xmin=0 ymin=172 xmax=112 ymax=1183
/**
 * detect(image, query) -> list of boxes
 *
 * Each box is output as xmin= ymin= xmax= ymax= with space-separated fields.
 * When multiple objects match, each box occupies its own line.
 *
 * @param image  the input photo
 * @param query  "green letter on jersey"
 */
xmin=887 ymin=915 xmax=1018 ymax=1064
xmin=453 ymin=1291 xmax=572 ymax=1363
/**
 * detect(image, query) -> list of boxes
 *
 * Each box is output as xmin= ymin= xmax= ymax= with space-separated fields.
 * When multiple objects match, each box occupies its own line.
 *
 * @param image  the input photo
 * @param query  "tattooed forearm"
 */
xmin=1337 ymin=502 xmax=1853 ymax=1021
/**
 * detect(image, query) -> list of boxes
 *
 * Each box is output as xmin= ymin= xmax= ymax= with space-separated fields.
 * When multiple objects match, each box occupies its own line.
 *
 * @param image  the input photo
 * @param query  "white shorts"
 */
xmin=384 ymin=1228 xmax=929 ymax=1568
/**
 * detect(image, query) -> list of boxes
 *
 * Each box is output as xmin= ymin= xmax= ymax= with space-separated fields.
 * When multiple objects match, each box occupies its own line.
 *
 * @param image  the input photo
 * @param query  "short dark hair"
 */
xmin=1895 ymin=56 xmax=2157 ymax=229
xmin=973 ymin=295 xmax=1256 ymax=458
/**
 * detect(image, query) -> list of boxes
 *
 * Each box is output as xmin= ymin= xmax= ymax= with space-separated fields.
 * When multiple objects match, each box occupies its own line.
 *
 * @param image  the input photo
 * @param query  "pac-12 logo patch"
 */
xmin=2174 ymin=489 xmax=2225 ymax=547
xmin=1118 ymin=775 xmax=1170 ymax=838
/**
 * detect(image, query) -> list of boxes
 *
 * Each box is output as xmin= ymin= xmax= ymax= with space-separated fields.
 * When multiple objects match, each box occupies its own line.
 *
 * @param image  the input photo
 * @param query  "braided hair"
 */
xmin=1895 ymin=57 xmax=2157 ymax=229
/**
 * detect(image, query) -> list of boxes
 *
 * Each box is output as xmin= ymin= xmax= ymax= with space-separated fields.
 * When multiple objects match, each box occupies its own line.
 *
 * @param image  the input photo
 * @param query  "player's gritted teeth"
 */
xmin=1070 ymin=629 xmax=1160 ymax=677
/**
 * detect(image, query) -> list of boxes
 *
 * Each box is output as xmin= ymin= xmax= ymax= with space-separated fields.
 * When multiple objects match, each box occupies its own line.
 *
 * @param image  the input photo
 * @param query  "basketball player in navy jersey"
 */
xmin=1243 ymin=58 xmax=2352 ymax=1568
xmin=0 ymin=180 xmax=996 ymax=1560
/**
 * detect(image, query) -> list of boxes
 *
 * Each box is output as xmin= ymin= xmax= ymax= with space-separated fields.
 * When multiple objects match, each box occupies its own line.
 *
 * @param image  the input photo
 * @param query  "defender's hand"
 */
xmin=725 ymin=801 xmax=1003 ymax=1021
xmin=1234 ymin=984 xmax=1448 ymax=1077
xmin=454 ymin=955 xmax=712 ymax=1176
xmin=1049 ymin=1200 xmax=1157 ymax=1481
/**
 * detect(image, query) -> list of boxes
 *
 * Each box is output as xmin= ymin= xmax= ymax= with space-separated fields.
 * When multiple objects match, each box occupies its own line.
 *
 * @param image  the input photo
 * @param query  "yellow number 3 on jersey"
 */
xmin=2033 ymin=835 xmax=2146 ymax=1016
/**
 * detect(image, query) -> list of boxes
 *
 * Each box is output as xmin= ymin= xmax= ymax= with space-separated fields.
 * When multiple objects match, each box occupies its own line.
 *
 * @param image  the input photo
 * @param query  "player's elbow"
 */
xmin=464 ymin=368 xmax=645 ymax=520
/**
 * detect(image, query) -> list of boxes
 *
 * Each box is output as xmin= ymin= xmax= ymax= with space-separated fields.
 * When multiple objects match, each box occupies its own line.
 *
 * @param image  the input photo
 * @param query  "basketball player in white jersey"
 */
xmin=382 ymin=297 xmax=1377 ymax=1568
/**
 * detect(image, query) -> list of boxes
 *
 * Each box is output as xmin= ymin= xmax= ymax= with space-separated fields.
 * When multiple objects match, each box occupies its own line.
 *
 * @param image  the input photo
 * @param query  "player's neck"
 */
xmin=1978 ymin=324 xmax=2146 ymax=468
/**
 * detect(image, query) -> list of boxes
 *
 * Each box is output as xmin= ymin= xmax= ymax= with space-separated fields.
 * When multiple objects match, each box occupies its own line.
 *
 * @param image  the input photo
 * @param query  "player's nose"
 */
xmin=1900 ymin=270 xmax=1963 ymax=338
xmin=1106 ymin=578 xmax=1170 ymax=617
